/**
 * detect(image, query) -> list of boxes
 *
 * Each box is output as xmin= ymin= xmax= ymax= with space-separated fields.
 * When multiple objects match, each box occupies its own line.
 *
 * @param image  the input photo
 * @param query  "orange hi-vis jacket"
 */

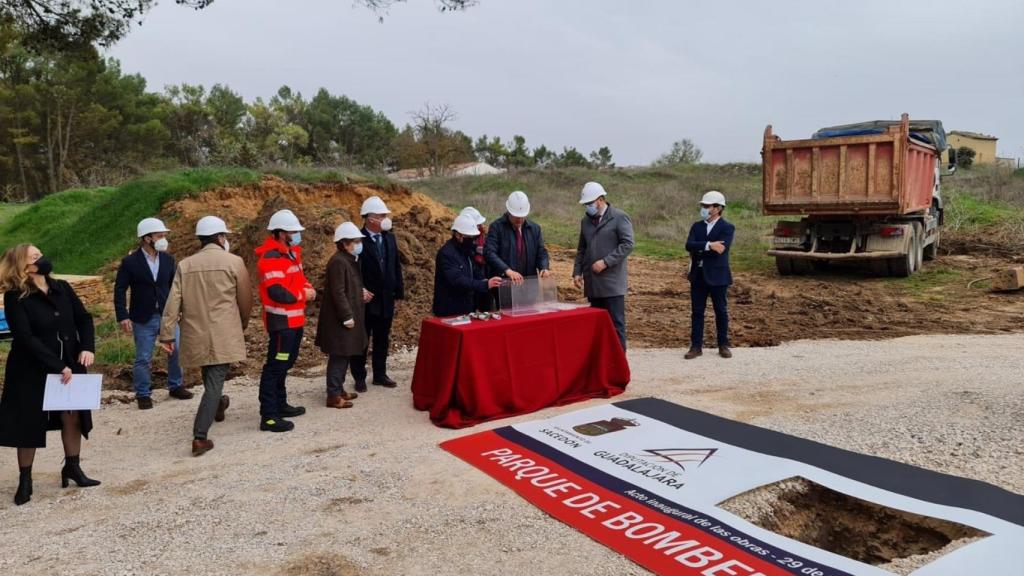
xmin=255 ymin=237 xmax=312 ymax=332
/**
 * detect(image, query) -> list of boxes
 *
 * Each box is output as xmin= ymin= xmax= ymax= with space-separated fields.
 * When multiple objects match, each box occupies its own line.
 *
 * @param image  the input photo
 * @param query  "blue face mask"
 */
xmin=700 ymin=207 xmax=711 ymax=220
xmin=351 ymin=242 xmax=363 ymax=256
xmin=290 ymin=232 xmax=302 ymax=246
xmin=585 ymin=203 xmax=599 ymax=217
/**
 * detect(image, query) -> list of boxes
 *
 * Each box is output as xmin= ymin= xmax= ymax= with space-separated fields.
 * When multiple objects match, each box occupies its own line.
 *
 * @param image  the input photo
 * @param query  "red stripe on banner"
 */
xmin=442 ymin=431 xmax=792 ymax=576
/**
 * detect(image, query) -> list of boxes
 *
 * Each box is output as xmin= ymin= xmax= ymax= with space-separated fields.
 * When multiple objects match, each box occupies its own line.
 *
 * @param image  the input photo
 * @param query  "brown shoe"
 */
xmin=137 ymin=396 xmax=153 ymax=410
xmin=326 ymin=395 xmax=354 ymax=409
xmin=169 ymin=387 xmax=194 ymax=400
xmin=684 ymin=348 xmax=703 ymax=360
xmin=192 ymin=438 xmax=214 ymax=457
xmin=214 ymin=395 xmax=230 ymax=422
xmin=718 ymin=347 xmax=733 ymax=359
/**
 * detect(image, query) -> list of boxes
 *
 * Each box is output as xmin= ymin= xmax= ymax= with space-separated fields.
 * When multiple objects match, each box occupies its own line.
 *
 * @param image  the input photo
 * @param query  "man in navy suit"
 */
xmin=684 ymin=191 xmax=735 ymax=359
xmin=114 ymin=218 xmax=191 ymax=409
xmin=352 ymin=196 xmax=405 ymax=392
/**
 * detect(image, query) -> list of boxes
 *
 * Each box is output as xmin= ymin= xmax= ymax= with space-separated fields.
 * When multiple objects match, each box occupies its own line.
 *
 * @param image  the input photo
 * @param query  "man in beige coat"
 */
xmin=159 ymin=216 xmax=253 ymax=457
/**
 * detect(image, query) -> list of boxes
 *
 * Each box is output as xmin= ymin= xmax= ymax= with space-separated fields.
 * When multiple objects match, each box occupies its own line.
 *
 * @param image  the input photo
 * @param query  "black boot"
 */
xmin=61 ymin=455 xmax=101 ymax=489
xmin=14 ymin=466 xmax=31 ymax=506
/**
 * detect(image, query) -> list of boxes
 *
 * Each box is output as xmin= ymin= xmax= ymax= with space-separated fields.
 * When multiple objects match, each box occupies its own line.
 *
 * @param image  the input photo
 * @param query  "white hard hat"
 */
xmin=195 ymin=216 xmax=230 ymax=236
xmin=459 ymin=206 xmax=486 ymax=226
xmin=579 ymin=181 xmax=607 ymax=204
xmin=137 ymin=217 xmax=170 ymax=238
xmin=452 ymin=214 xmax=481 ymax=236
xmin=267 ymin=209 xmax=305 ymax=232
xmin=333 ymin=221 xmax=365 ymax=242
xmin=505 ymin=191 xmax=531 ymax=218
xmin=360 ymin=196 xmax=390 ymax=216
xmin=700 ymin=191 xmax=727 ymax=206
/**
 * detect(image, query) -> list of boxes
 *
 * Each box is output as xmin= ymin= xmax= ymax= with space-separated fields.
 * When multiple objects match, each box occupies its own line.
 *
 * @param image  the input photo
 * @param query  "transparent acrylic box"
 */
xmin=497 ymin=275 xmax=586 ymax=317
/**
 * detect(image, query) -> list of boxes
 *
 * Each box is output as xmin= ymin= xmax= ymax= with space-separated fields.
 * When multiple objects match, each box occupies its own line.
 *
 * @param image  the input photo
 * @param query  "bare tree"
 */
xmin=411 ymin=102 xmax=463 ymax=176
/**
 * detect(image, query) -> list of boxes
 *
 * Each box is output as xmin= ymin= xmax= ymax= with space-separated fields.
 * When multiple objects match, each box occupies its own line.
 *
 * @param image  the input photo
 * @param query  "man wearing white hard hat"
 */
xmin=484 ymin=191 xmax=551 ymax=291
xmin=684 ymin=191 xmax=735 ymax=360
xmin=459 ymin=206 xmax=493 ymax=312
xmin=573 ymin=182 xmax=634 ymax=350
xmin=114 ymin=218 xmax=190 ymax=410
xmin=159 ymin=216 xmax=253 ymax=456
xmin=315 ymin=222 xmax=368 ymax=409
xmin=352 ymin=196 xmax=404 ymax=392
xmin=432 ymin=214 xmax=503 ymax=317
xmin=254 ymin=209 xmax=316 ymax=433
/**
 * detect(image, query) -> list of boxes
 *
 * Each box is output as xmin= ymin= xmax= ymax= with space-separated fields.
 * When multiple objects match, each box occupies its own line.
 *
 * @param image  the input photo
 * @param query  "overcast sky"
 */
xmin=109 ymin=0 xmax=1024 ymax=166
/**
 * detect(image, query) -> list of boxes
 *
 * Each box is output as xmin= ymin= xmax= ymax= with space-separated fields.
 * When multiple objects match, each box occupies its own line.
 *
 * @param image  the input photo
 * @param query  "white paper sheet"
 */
xmin=42 ymin=373 xmax=102 ymax=411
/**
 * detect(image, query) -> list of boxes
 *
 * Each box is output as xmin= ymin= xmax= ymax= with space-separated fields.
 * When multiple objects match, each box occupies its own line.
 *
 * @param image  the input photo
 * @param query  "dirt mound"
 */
xmin=158 ymin=175 xmax=455 ymax=374
xmin=547 ymin=249 xmax=1024 ymax=348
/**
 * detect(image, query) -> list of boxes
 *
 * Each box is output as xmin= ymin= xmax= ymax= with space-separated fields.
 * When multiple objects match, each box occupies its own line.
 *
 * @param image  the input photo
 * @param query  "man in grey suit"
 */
xmin=572 ymin=181 xmax=635 ymax=349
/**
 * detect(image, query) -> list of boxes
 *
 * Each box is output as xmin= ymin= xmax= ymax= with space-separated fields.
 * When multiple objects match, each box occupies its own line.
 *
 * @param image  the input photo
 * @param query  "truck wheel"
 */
xmin=923 ymin=230 xmax=940 ymax=261
xmin=889 ymin=250 xmax=913 ymax=277
xmin=776 ymin=257 xmax=794 ymax=276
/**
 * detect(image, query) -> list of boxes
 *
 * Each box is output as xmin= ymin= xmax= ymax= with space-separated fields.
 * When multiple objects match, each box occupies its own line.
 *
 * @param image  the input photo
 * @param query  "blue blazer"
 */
xmin=114 ymin=249 xmax=176 ymax=323
xmin=432 ymin=239 xmax=488 ymax=317
xmin=685 ymin=218 xmax=734 ymax=287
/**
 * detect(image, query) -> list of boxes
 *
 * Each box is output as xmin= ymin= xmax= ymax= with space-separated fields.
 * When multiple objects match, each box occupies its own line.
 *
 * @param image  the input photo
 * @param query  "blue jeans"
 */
xmin=133 ymin=315 xmax=182 ymax=397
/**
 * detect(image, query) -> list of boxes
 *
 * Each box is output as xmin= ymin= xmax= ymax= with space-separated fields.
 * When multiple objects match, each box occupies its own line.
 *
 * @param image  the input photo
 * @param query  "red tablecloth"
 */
xmin=412 ymin=307 xmax=630 ymax=428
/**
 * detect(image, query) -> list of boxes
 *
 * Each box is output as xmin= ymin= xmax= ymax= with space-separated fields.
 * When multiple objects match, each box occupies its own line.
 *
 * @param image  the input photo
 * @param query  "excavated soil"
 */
xmin=157 ymin=175 xmax=455 ymax=375
xmin=88 ymin=176 xmax=1024 ymax=383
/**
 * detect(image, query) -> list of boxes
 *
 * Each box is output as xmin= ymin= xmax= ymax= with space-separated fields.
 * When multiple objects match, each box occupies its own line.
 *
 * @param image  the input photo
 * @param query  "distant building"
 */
xmin=389 ymin=161 xmax=505 ymax=181
xmin=945 ymin=131 xmax=998 ymax=165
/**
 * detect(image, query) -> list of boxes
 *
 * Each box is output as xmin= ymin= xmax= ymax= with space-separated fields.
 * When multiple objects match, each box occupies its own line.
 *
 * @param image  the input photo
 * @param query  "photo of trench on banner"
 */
xmin=440 ymin=398 xmax=1023 ymax=576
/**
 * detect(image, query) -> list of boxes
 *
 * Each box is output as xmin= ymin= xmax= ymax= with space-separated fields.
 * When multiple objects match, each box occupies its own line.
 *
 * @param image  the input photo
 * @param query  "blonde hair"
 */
xmin=0 ymin=244 xmax=38 ymax=297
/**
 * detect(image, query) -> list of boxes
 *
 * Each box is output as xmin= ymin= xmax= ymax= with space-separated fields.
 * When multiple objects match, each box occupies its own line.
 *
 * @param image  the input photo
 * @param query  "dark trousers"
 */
xmin=351 ymin=312 xmax=393 ymax=382
xmin=590 ymin=295 xmax=626 ymax=350
xmin=193 ymin=364 xmax=229 ymax=440
xmin=327 ymin=355 xmax=354 ymax=396
xmin=258 ymin=327 xmax=303 ymax=419
xmin=690 ymin=274 xmax=729 ymax=349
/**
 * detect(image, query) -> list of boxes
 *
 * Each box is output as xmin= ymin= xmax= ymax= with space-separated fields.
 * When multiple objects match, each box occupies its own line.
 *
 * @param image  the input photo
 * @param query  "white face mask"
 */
xmin=154 ymin=237 xmax=169 ymax=252
xmin=380 ymin=217 xmax=393 ymax=232
xmin=222 ymin=239 xmax=230 ymax=253
xmin=350 ymin=242 xmax=364 ymax=257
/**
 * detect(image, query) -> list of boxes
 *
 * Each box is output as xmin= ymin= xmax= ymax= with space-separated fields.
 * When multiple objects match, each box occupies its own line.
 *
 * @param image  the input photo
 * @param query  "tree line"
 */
xmin=0 ymin=20 xmax=631 ymax=200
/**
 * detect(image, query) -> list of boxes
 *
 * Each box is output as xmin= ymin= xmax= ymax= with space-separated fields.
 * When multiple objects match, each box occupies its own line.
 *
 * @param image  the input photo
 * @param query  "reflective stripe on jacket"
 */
xmin=255 ymin=237 xmax=310 ymax=331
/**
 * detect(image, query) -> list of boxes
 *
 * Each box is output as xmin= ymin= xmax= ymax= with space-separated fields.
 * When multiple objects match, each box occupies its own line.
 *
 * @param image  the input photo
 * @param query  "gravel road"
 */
xmin=1 ymin=333 xmax=1021 ymax=576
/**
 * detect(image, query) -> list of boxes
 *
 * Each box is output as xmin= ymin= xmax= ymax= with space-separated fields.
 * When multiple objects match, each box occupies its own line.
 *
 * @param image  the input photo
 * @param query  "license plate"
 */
xmin=773 ymin=236 xmax=803 ymax=245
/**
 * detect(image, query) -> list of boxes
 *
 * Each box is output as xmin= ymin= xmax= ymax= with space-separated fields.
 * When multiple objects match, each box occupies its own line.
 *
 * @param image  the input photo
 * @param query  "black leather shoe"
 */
xmin=279 ymin=404 xmax=306 ymax=418
xmin=260 ymin=418 xmax=295 ymax=433
xmin=373 ymin=376 xmax=398 ymax=388
xmin=354 ymin=381 xmax=367 ymax=393
xmin=168 ymin=387 xmax=194 ymax=400
xmin=214 ymin=395 xmax=230 ymax=422
xmin=137 ymin=396 xmax=153 ymax=410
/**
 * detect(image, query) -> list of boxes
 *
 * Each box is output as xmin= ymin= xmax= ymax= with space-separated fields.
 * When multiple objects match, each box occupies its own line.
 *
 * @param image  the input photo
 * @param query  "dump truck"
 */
xmin=762 ymin=113 xmax=954 ymax=277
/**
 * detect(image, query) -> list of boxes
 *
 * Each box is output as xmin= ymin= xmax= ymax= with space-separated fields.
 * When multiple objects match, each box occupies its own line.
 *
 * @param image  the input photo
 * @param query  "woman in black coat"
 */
xmin=0 ymin=244 xmax=100 ymax=506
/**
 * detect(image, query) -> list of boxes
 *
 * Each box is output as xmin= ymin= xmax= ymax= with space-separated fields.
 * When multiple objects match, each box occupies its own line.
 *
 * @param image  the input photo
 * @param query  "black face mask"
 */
xmin=33 ymin=256 xmax=53 ymax=276
xmin=461 ymin=237 xmax=477 ymax=251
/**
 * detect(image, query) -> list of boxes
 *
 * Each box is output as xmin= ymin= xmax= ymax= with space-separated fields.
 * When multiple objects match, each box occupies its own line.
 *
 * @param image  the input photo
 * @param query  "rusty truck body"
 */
xmin=762 ymin=114 xmax=952 ymax=277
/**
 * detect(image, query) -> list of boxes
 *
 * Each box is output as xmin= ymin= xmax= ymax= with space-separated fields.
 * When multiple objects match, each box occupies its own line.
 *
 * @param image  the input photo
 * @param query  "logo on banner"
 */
xmin=638 ymin=448 xmax=717 ymax=472
xmin=572 ymin=417 xmax=639 ymax=436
